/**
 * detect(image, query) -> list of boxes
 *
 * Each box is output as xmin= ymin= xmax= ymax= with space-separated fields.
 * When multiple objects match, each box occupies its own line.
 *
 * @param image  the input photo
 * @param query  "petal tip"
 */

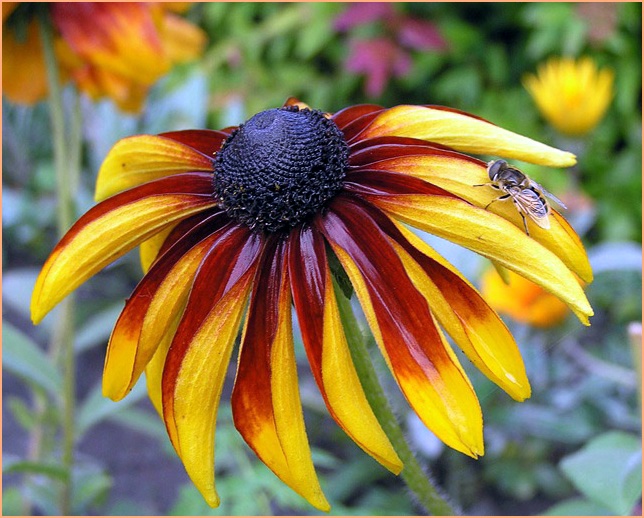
xmin=30 ymin=291 xmax=48 ymax=325
xmin=387 ymin=456 xmax=404 ymax=476
xmin=560 ymin=151 xmax=577 ymax=167
xmin=203 ymin=491 xmax=220 ymax=508
xmin=510 ymin=382 xmax=532 ymax=402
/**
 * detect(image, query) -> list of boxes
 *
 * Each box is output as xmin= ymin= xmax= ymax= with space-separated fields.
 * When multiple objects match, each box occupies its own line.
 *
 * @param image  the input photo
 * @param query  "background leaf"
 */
xmin=559 ymin=431 xmax=642 ymax=515
xmin=2 ymin=323 xmax=62 ymax=395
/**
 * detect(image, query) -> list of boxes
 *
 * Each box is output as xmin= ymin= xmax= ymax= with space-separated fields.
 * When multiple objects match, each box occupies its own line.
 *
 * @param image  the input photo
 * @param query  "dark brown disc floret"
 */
xmin=214 ymin=106 xmax=349 ymax=233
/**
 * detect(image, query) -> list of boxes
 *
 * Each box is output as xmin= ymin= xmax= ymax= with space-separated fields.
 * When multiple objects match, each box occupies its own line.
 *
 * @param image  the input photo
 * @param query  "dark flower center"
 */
xmin=213 ymin=106 xmax=349 ymax=233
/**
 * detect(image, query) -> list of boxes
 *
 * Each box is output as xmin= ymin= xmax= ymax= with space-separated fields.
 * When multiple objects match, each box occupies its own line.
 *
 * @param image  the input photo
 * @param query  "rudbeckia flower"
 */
xmin=31 ymin=98 xmax=593 ymax=510
xmin=2 ymin=2 xmax=206 ymax=112
xmin=481 ymin=268 xmax=571 ymax=327
xmin=523 ymin=56 xmax=614 ymax=136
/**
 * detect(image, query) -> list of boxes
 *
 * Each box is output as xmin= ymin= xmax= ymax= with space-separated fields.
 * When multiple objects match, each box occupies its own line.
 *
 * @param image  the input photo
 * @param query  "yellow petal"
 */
xmin=160 ymin=12 xmax=207 ymax=63
xmin=95 ymin=135 xmax=213 ymax=201
xmin=322 ymin=268 xmax=402 ymax=473
xmin=361 ymin=105 xmax=576 ymax=167
xmin=139 ymin=225 xmax=175 ymax=273
xmin=2 ymin=19 xmax=49 ymax=105
xmin=481 ymin=268 xmax=570 ymax=328
xmin=370 ymin=194 xmax=593 ymax=325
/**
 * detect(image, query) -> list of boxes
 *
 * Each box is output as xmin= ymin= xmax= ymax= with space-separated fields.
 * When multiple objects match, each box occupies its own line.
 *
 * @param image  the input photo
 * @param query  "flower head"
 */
xmin=523 ymin=56 xmax=614 ymax=136
xmin=481 ymin=267 xmax=571 ymax=327
xmin=2 ymin=3 xmax=206 ymax=112
xmin=31 ymin=98 xmax=593 ymax=510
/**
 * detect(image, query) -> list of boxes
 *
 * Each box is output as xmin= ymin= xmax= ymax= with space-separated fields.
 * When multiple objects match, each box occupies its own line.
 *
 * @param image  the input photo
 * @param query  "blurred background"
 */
xmin=2 ymin=2 xmax=642 ymax=515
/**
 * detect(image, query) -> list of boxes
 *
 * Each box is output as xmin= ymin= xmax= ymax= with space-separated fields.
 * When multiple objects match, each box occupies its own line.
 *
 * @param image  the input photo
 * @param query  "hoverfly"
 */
xmin=475 ymin=159 xmax=566 ymax=235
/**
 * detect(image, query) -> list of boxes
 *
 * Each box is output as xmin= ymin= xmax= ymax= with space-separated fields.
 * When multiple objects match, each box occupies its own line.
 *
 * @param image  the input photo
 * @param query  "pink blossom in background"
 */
xmin=333 ymin=2 xmax=395 ymax=31
xmin=335 ymin=2 xmax=447 ymax=97
xmin=396 ymin=17 xmax=447 ymax=51
xmin=346 ymin=38 xmax=411 ymax=97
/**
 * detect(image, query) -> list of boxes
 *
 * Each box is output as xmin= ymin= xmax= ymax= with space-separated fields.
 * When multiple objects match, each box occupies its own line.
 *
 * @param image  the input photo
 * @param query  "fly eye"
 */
xmin=487 ymin=159 xmax=506 ymax=180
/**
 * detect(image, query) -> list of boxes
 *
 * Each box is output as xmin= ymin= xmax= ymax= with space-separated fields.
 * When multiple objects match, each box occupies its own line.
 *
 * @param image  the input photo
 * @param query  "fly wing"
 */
xmin=515 ymin=188 xmax=550 ymax=229
xmin=529 ymin=180 xmax=567 ymax=210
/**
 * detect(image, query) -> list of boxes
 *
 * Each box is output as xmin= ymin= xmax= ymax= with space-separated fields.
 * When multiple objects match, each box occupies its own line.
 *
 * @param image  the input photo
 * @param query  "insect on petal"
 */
xmin=363 ymin=190 xmax=593 ymax=325
xmin=359 ymin=156 xmax=593 ymax=283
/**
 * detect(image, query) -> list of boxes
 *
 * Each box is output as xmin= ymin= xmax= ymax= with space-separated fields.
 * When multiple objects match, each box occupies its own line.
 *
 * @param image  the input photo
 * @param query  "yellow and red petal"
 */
xmin=371 ymin=211 xmax=531 ymax=401
xmin=162 ymin=229 xmax=262 ymax=507
xmin=353 ymin=154 xmax=593 ymax=283
xmin=103 ymin=214 xmax=231 ymax=401
xmin=347 ymin=172 xmax=592 ymax=324
xmin=31 ymin=173 xmax=217 ymax=324
xmin=318 ymin=198 xmax=484 ymax=457
xmin=95 ymin=134 xmax=215 ymax=201
xmin=232 ymin=238 xmax=330 ymax=511
xmin=288 ymin=226 xmax=402 ymax=473
xmin=358 ymin=105 xmax=576 ymax=167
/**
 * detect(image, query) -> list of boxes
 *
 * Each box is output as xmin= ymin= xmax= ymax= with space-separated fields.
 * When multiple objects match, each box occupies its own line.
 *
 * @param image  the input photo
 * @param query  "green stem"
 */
xmin=333 ymin=281 xmax=456 ymax=516
xmin=39 ymin=13 xmax=79 ymax=515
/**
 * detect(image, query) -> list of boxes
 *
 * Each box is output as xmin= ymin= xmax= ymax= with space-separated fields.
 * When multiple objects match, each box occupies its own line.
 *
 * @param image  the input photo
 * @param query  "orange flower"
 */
xmin=481 ymin=267 xmax=571 ymax=327
xmin=2 ymin=3 xmax=206 ymax=112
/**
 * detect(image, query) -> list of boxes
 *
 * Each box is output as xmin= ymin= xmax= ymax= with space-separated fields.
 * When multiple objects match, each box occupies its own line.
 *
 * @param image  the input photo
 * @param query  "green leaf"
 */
xmin=76 ymin=379 xmax=148 ymax=437
xmin=7 ymin=397 xmax=38 ymax=431
xmin=296 ymin=14 xmax=333 ymax=60
xmin=72 ymin=468 xmax=112 ymax=513
xmin=2 ymin=458 xmax=68 ymax=481
xmin=2 ymin=323 xmax=62 ymax=395
xmin=542 ymin=497 xmax=613 ymax=516
xmin=559 ymin=431 xmax=642 ymax=515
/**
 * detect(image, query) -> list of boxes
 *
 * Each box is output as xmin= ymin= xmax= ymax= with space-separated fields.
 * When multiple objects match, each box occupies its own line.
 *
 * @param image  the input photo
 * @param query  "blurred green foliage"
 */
xmin=3 ymin=2 xmax=641 ymax=516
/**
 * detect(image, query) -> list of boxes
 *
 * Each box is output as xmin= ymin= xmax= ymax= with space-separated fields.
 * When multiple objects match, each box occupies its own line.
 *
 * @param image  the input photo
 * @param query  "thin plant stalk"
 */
xmin=39 ymin=12 xmax=81 ymax=515
xmin=333 ymin=280 xmax=456 ymax=515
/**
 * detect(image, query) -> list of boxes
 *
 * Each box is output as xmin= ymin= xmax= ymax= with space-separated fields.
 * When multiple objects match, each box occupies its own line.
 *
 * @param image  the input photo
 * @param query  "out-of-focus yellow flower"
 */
xmin=481 ymin=267 xmax=570 ymax=327
xmin=523 ymin=57 xmax=614 ymax=136
xmin=2 ymin=3 xmax=206 ymax=112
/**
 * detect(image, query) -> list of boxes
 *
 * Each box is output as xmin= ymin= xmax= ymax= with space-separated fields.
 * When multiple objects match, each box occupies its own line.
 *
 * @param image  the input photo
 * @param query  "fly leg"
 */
xmin=511 ymin=199 xmax=531 ymax=236
xmin=484 ymin=193 xmax=510 ymax=210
